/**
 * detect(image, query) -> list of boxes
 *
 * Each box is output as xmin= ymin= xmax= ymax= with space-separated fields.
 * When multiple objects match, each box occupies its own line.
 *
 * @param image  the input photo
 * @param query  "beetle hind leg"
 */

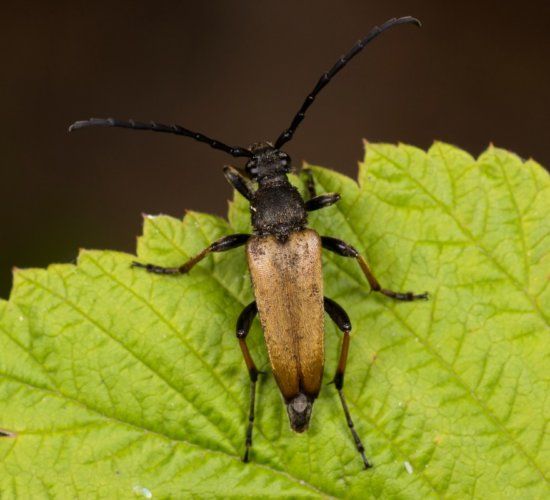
xmin=236 ymin=301 xmax=261 ymax=462
xmin=325 ymin=297 xmax=372 ymax=469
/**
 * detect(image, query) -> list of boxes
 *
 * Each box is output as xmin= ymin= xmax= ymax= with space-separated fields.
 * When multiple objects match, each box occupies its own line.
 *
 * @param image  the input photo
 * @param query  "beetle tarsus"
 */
xmin=243 ymin=378 xmax=256 ymax=463
xmin=131 ymin=261 xmax=185 ymax=275
xmin=337 ymin=387 xmax=372 ymax=470
xmin=379 ymin=289 xmax=429 ymax=301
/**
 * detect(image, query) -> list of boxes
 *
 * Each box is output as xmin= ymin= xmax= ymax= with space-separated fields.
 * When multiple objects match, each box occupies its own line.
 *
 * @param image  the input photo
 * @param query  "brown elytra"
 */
xmin=247 ymin=230 xmax=324 ymax=430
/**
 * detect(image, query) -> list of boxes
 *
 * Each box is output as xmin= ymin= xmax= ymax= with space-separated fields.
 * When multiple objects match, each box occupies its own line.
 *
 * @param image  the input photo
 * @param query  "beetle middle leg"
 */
xmin=303 ymin=167 xmax=317 ymax=199
xmin=324 ymin=297 xmax=371 ymax=469
xmin=132 ymin=233 xmax=250 ymax=275
xmin=302 ymin=168 xmax=341 ymax=211
xmin=305 ymin=193 xmax=341 ymax=212
xmin=236 ymin=301 xmax=261 ymax=462
xmin=321 ymin=236 xmax=428 ymax=301
xmin=223 ymin=165 xmax=255 ymax=201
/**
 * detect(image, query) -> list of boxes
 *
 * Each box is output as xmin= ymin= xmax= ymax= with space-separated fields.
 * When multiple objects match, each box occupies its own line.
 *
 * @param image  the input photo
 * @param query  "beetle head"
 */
xmin=286 ymin=393 xmax=313 ymax=433
xmin=245 ymin=142 xmax=291 ymax=181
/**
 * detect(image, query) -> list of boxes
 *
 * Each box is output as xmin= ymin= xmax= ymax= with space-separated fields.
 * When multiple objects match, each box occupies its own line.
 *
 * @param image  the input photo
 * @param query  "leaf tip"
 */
xmin=77 ymin=248 xmax=91 ymax=263
xmin=184 ymin=209 xmax=201 ymax=221
xmin=362 ymin=139 xmax=372 ymax=161
xmin=142 ymin=213 xmax=161 ymax=221
xmin=431 ymin=139 xmax=447 ymax=149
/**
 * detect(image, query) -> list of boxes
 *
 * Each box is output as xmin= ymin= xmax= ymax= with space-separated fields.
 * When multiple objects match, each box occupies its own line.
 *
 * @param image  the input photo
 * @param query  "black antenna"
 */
xmin=68 ymin=118 xmax=253 ymax=158
xmin=274 ymin=16 xmax=421 ymax=149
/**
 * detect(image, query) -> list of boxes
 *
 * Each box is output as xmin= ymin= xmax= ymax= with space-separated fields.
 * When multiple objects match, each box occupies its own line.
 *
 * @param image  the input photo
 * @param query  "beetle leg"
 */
xmin=223 ymin=165 xmax=255 ymax=201
xmin=301 ymin=168 xmax=340 ymax=211
xmin=132 ymin=233 xmax=250 ymax=275
xmin=305 ymin=193 xmax=341 ymax=212
xmin=236 ymin=301 xmax=261 ymax=463
xmin=321 ymin=236 xmax=429 ymax=301
xmin=303 ymin=167 xmax=317 ymax=199
xmin=324 ymin=297 xmax=372 ymax=469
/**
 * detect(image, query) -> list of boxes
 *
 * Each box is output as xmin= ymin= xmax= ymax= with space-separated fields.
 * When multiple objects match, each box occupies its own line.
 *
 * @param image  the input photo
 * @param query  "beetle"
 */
xmin=69 ymin=16 xmax=427 ymax=469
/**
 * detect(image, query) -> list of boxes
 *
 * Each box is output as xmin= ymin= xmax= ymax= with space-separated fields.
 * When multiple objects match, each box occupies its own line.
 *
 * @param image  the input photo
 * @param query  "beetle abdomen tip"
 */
xmin=286 ymin=393 xmax=314 ymax=433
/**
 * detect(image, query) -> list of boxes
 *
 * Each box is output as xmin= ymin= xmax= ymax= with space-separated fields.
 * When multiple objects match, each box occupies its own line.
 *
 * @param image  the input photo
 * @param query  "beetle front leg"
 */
xmin=132 ymin=233 xmax=250 ymax=275
xmin=236 ymin=301 xmax=261 ymax=463
xmin=321 ymin=236 xmax=428 ymax=301
xmin=303 ymin=167 xmax=317 ymax=199
xmin=324 ymin=297 xmax=371 ymax=469
xmin=223 ymin=165 xmax=255 ymax=201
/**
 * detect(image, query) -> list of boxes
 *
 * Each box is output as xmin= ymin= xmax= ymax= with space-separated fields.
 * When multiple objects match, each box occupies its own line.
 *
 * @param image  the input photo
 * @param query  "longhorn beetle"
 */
xmin=70 ymin=16 xmax=427 ymax=469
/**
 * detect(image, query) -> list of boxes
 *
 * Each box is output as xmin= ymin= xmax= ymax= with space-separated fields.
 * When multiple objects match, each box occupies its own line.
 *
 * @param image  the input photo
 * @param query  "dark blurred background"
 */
xmin=1 ymin=0 xmax=549 ymax=298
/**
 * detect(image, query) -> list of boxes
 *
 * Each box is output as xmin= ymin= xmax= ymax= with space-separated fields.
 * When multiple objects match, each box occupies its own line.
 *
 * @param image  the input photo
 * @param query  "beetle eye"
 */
xmin=246 ymin=160 xmax=258 ymax=176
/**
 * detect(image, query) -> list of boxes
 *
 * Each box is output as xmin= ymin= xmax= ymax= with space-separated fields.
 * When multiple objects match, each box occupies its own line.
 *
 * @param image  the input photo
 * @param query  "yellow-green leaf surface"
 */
xmin=1 ymin=143 xmax=548 ymax=498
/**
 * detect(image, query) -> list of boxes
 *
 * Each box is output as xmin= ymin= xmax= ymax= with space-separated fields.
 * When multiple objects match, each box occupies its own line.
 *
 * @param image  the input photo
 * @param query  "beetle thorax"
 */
xmin=246 ymin=143 xmax=307 ymax=240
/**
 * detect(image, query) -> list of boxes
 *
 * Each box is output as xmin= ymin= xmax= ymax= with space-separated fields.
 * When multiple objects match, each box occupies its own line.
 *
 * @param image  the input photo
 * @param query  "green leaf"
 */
xmin=1 ymin=142 xmax=548 ymax=498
